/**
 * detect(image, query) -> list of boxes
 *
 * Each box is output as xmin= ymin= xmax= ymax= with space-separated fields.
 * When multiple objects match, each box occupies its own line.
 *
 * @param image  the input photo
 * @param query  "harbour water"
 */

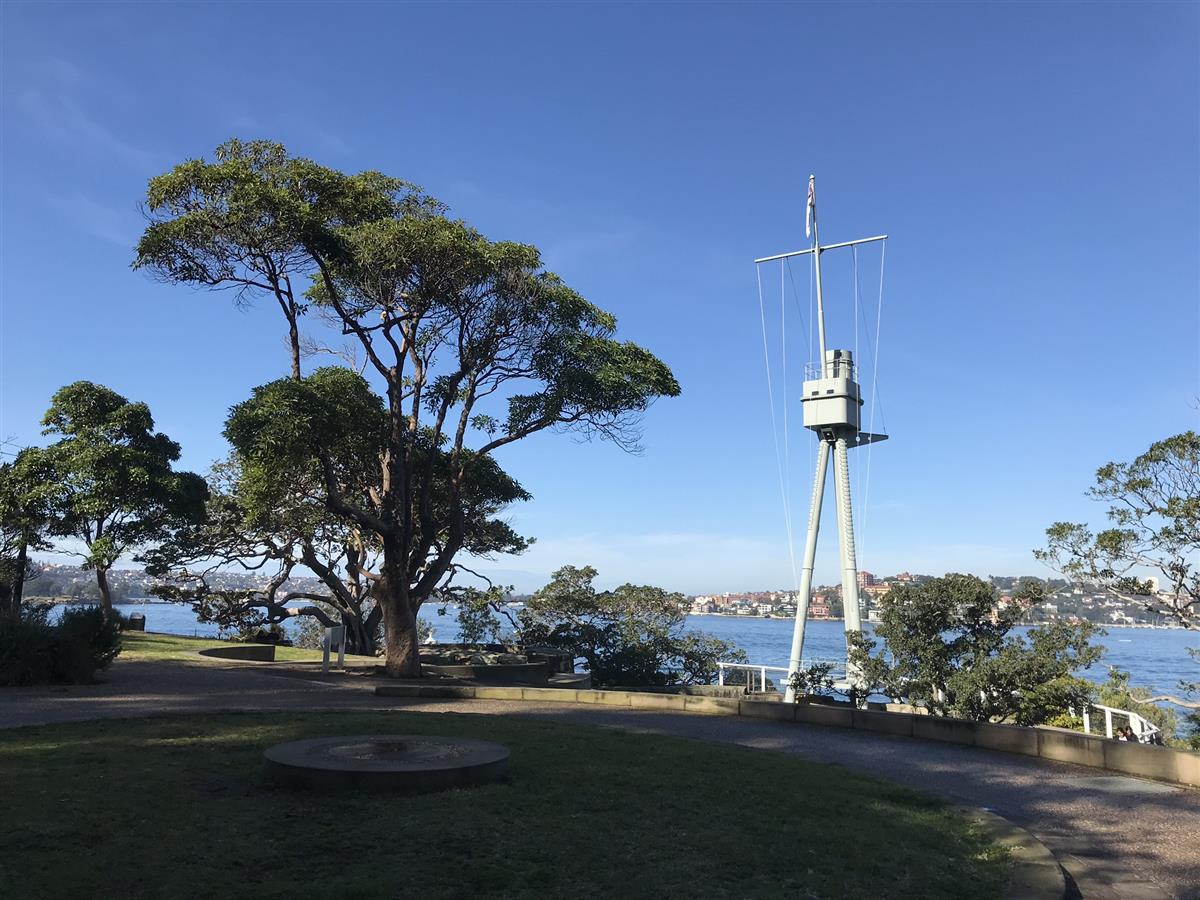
xmin=66 ymin=601 xmax=1199 ymax=701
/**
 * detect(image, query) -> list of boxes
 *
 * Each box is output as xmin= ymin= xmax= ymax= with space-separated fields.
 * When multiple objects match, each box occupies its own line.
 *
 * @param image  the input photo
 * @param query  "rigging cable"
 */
xmin=784 ymin=258 xmax=812 ymax=363
xmin=781 ymin=260 xmax=791 ymax=550
xmin=852 ymin=245 xmax=863 ymax=536
xmin=853 ymin=244 xmax=860 ymax=398
xmin=858 ymin=241 xmax=888 ymax=565
xmin=756 ymin=264 xmax=802 ymax=593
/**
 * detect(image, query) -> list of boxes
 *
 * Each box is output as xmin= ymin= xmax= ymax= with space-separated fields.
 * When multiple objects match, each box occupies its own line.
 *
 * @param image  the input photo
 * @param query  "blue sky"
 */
xmin=2 ymin=2 xmax=1197 ymax=594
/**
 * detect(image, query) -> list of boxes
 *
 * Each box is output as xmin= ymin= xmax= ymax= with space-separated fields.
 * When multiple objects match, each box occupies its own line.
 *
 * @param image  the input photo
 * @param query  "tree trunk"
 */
xmin=380 ymin=588 xmax=421 ymax=677
xmin=1 ymin=538 xmax=27 ymax=619
xmin=342 ymin=613 xmax=375 ymax=656
xmin=287 ymin=307 xmax=301 ymax=381
xmin=95 ymin=567 xmax=114 ymax=617
xmin=12 ymin=538 xmax=26 ymax=617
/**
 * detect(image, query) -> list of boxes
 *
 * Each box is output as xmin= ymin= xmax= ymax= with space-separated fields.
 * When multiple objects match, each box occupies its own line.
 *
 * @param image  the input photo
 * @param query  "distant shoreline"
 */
xmin=31 ymin=599 xmax=1189 ymax=631
xmin=25 ymin=596 xmax=169 ymax=606
xmin=687 ymin=612 xmax=1186 ymax=630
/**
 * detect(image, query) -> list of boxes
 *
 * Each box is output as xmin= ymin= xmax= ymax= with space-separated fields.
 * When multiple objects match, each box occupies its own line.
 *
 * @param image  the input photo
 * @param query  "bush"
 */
xmin=0 ymin=605 xmax=121 ymax=686
xmin=0 ymin=605 xmax=54 ymax=685
xmin=519 ymin=566 xmax=748 ymax=687
xmin=53 ymin=607 xmax=121 ymax=683
xmin=788 ymin=662 xmax=836 ymax=701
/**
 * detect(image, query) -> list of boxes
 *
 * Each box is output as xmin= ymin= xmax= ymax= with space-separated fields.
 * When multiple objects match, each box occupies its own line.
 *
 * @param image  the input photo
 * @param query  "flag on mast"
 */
xmin=805 ymin=175 xmax=816 ymax=239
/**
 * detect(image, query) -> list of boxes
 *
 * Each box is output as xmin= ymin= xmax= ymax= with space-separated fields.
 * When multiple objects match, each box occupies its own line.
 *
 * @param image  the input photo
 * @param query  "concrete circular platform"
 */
xmin=263 ymin=735 xmax=510 ymax=792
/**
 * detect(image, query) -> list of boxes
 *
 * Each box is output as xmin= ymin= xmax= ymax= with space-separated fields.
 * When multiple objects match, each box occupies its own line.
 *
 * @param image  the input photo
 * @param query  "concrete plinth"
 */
xmin=263 ymin=735 xmax=509 ymax=793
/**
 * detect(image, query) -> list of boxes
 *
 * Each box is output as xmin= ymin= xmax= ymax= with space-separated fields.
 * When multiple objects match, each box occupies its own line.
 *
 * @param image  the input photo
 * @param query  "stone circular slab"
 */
xmin=264 ymin=735 xmax=509 ymax=792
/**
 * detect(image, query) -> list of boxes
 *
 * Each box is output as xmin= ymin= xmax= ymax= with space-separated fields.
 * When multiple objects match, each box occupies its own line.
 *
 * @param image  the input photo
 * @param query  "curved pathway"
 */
xmin=2 ymin=659 xmax=1198 ymax=900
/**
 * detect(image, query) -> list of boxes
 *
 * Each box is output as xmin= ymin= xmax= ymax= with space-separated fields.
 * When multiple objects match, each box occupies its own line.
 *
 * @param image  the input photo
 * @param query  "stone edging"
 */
xmin=374 ymin=683 xmax=1200 ymax=789
xmin=197 ymin=644 xmax=276 ymax=662
xmin=960 ymin=807 xmax=1066 ymax=900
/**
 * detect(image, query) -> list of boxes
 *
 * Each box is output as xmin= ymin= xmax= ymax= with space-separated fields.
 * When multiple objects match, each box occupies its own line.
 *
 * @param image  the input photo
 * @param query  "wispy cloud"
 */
xmin=17 ymin=59 xmax=157 ymax=169
xmin=539 ymin=226 xmax=641 ymax=272
xmin=49 ymin=192 xmax=141 ymax=248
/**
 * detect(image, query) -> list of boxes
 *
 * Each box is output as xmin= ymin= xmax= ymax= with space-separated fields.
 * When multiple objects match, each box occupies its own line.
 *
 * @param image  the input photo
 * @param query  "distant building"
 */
xmin=857 ymin=571 xmax=875 ymax=589
xmin=863 ymin=583 xmax=890 ymax=601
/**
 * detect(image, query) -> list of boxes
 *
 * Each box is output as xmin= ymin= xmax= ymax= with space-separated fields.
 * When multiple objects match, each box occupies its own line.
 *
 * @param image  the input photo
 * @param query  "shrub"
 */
xmin=52 ymin=607 xmax=121 ymax=683
xmin=0 ymin=605 xmax=54 ymax=686
xmin=520 ymin=566 xmax=748 ymax=687
xmin=848 ymin=575 xmax=1102 ymax=723
xmin=788 ymin=662 xmax=836 ymax=701
xmin=0 ymin=605 xmax=121 ymax=686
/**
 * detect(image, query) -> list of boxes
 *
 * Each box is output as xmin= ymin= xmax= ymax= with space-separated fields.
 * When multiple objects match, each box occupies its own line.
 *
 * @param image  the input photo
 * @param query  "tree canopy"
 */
xmin=848 ymin=574 xmax=1102 ymax=725
xmin=135 ymin=141 xmax=680 ymax=675
xmin=1037 ymin=431 xmax=1200 ymax=628
xmin=17 ymin=382 xmax=207 ymax=614
xmin=0 ymin=458 xmax=52 ymax=618
xmin=518 ymin=565 xmax=746 ymax=687
xmin=135 ymin=139 xmax=441 ymax=379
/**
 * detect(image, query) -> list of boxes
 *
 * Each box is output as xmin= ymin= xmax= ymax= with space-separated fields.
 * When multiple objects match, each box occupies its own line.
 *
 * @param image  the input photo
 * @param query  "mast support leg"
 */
xmin=784 ymin=440 xmax=831 ymax=702
xmin=833 ymin=435 xmax=864 ymax=697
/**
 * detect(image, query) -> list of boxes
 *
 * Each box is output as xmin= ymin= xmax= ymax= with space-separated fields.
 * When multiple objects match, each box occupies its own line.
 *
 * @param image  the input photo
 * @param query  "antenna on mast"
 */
xmin=754 ymin=176 xmax=889 ymax=703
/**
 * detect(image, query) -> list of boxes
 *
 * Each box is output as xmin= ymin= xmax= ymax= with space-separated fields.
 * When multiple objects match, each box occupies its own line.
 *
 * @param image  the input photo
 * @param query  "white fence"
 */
xmin=717 ymin=659 xmax=846 ymax=692
xmin=1070 ymin=702 xmax=1162 ymax=743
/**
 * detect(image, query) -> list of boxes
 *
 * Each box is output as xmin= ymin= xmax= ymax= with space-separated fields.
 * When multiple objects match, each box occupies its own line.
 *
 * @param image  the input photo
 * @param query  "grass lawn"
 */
xmin=0 ymin=711 xmax=1008 ymax=899
xmin=118 ymin=631 xmax=328 ymax=664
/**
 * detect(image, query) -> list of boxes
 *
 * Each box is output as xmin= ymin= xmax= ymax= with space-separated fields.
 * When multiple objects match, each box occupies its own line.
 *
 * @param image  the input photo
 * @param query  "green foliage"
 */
xmin=1044 ymin=712 xmax=1085 ymax=730
xmin=674 ymin=631 xmax=747 ymax=685
xmin=136 ymin=140 xmax=680 ymax=675
xmin=224 ymin=368 xmax=387 ymax=509
xmin=519 ymin=565 xmax=747 ymax=687
xmin=849 ymin=574 xmax=1103 ymax=724
xmin=1038 ymin=431 xmax=1199 ymax=627
xmin=223 ymin=367 xmax=534 ymax=566
xmin=14 ymin=383 xmax=206 ymax=609
xmin=447 ymin=585 xmax=513 ymax=645
xmin=788 ymin=662 xmax=836 ymax=701
xmin=1184 ymin=711 xmax=1200 ymax=750
xmin=1094 ymin=667 xmax=1180 ymax=741
xmin=52 ymin=607 xmax=122 ymax=682
xmin=1 ymin=454 xmax=55 ymax=616
xmin=0 ymin=604 xmax=54 ymax=684
xmin=144 ymin=455 xmax=386 ymax=656
xmin=134 ymin=139 xmax=443 ymax=377
xmin=0 ymin=604 xmax=121 ymax=686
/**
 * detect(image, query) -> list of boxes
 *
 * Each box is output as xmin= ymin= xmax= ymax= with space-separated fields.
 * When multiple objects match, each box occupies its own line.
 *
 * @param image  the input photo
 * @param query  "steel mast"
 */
xmin=753 ymin=176 xmax=887 ymax=703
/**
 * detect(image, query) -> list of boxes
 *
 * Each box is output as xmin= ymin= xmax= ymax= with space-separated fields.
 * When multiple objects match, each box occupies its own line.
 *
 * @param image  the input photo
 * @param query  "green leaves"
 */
xmin=848 ymin=573 xmax=1102 ymax=723
xmin=139 ymin=139 xmax=680 ymax=670
xmin=1037 ymin=431 xmax=1200 ymax=627
xmin=136 ymin=139 xmax=439 ymax=288
xmin=520 ymin=565 xmax=746 ymax=687
xmin=19 ymin=382 xmax=207 ymax=583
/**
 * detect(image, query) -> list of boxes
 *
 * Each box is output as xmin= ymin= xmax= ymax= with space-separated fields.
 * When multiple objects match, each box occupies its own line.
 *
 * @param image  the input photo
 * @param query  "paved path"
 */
xmin=3 ymin=659 xmax=1198 ymax=900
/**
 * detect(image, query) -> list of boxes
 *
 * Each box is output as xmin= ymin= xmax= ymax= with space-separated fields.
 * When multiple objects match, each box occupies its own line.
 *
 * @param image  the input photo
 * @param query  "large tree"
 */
xmin=0 ymin=457 xmax=51 ymax=619
xmin=1037 ymin=431 xmax=1199 ymax=628
xmin=145 ymin=455 xmax=387 ymax=654
xmin=19 ymin=383 xmax=208 ymax=616
xmin=135 ymin=139 xmax=440 ymax=380
xmin=518 ymin=565 xmax=747 ymax=687
xmin=136 ymin=141 xmax=680 ymax=676
xmin=848 ymin=574 xmax=1102 ymax=724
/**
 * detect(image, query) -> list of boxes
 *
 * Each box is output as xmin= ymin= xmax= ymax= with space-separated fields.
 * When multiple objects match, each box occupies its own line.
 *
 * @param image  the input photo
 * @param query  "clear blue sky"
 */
xmin=2 ymin=2 xmax=1197 ymax=594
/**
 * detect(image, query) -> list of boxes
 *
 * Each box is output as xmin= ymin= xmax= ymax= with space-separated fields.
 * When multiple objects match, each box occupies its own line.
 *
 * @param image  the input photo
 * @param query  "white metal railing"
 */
xmin=803 ymin=360 xmax=855 ymax=380
xmin=717 ymin=659 xmax=846 ymax=692
xmin=1069 ymin=703 xmax=1162 ymax=743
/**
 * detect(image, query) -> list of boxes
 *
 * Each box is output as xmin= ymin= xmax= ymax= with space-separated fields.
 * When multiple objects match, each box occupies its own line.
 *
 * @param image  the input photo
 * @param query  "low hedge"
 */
xmin=0 ymin=605 xmax=121 ymax=686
